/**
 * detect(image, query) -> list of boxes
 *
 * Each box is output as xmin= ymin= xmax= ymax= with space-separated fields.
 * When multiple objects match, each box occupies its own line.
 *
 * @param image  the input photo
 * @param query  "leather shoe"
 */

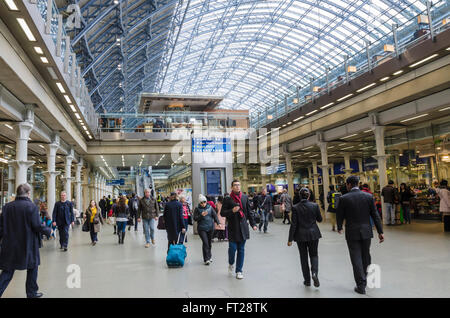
xmin=312 ymin=273 xmax=320 ymax=287
xmin=303 ymin=280 xmax=311 ymax=287
xmin=28 ymin=292 xmax=43 ymax=298
xmin=354 ymin=287 xmax=366 ymax=294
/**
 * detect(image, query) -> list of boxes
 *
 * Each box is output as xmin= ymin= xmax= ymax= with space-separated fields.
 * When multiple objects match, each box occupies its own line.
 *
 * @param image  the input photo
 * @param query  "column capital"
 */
xmin=45 ymin=142 xmax=60 ymax=153
xmin=10 ymin=160 xmax=35 ymax=170
xmin=13 ymin=121 xmax=34 ymax=140
xmin=372 ymin=154 xmax=389 ymax=160
xmin=319 ymin=164 xmax=330 ymax=170
xmin=43 ymin=171 xmax=61 ymax=177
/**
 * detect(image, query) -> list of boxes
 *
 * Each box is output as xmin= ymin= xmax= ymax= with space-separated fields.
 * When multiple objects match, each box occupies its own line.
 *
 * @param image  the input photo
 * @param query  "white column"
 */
xmin=260 ymin=164 xmax=267 ymax=189
xmin=372 ymin=125 xmax=389 ymax=224
xmin=357 ymin=158 xmax=366 ymax=183
xmin=7 ymin=163 xmax=15 ymax=200
xmin=312 ymin=160 xmax=320 ymax=204
xmin=82 ymin=167 xmax=90 ymax=209
xmin=241 ymin=165 xmax=249 ymax=194
xmin=62 ymin=150 xmax=74 ymax=201
xmin=308 ymin=167 xmax=313 ymax=191
xmin=343 ymin=154 xmax=353 ymax=179
xmin=29 ymin=166 xmax=35 ymax=200
xmin=285 ymin=152 xmax=294 ymax=198
xmin=44 ymin=136 xmax=61 ymax=217
xmin=329 ymin=163 xmax=336 ymax=186
xmin=318 ymin=141 xmax=330 ymax=215
xmin=12 ymin=121 xmax=35 ymax=187
xmin=75 ymin=158 xmax=83 ymax=212
xmin=89 ymin=172 xmax=95 ymax=203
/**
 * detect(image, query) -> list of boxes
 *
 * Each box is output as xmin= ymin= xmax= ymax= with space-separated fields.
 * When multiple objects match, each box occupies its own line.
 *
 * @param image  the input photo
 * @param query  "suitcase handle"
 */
xmin=177 ymin=231 xmax=188 ymax=245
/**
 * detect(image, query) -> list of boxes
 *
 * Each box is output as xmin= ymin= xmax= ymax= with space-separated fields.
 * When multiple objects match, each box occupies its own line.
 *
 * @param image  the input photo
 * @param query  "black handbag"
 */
xmin=127 ymin=217 xmax=134 ymax=226
xmin=157 ymin=215 xmax=165 ymax=230
xmin=82 ymin=221 xmax=90 ymax=232
xmin=188 ymin=214 xmax=193 ymax=226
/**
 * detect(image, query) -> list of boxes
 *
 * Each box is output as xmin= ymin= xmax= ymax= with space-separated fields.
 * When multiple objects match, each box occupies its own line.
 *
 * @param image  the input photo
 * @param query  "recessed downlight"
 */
xmin=34 ymin=46 xmax=44 ymax=54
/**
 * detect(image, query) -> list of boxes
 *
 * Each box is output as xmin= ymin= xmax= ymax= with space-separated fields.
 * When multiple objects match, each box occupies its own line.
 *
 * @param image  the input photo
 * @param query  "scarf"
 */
xmin=230 ymin=191 xmax=245 ymax=218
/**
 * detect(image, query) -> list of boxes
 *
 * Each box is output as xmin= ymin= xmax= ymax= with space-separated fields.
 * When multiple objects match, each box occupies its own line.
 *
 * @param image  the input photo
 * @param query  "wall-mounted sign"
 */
xmin=106 ymin=179 xmax=125 ymax=186
xmin=192 ymin=138 xmax=231 ymax=153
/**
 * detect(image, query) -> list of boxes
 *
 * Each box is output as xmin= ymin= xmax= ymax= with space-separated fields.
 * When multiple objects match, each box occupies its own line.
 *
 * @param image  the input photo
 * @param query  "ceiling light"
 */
xmin=393 ymin=70 xmax=403 ymax=76
xmin=39 ymin=145 xmax=45 ymax=149
xmin=447 ymin=47 xmax=450 ymax=51
xmin=40 ymin=57 xmax=49 ymax=64
xmin=342 ymin=134 xmax=358 ymax=139
xmin=287 ymin=121 xmax=292 ymax=125
xmin=364 ymin=129 xmax=372 ymax=133
xmin=34 ymin=46 xmax=43 ymax=54
xmin=400 ymin=113 xmax=428 ymax=122
xmin=83 ymin=126 xmax=88 ymax=131
xmin=409 ymin=54 xmax=438 ymax=68
xmin=282 ymin=124 xmax=287 ymax=127
xmin=267 ymin=115 xmax=273 ymax=120
xmin=306 ymin=110 xmax=318 ymax=116
xmin=302 ymin=146 xmax=313 ymax=150
xmin=47 ymin=67 xmax=58 ymax=79
xmin=5 ymin=124 xmax=13 ymax=130
xmin=64 ymin=95 xmax=71 ymax=103
xmin=320 ymin=102 xmax=334 ymax=110
xmin=17 ymin=18 xmax=36 ymax=41
xmin=293 ymin=116 xmax=304 ymax=122
xmin=56 ymin=82 xmax=65 ymax=93
xmin=380 ymin=76 xmax=390 ymax=82
xmin=5 ymin=0 xmax=19 ymax=10
xmin=438 ymin=106 xmax=450 ymax=112
xmin=356 ymin=83 xmax=376 ymax=93
xmin=341 ymin=146 xmax=354 ymax=150
xmin=337 ymin=93 xmax=354 ymax=102
xmin=75 ymin=113 xmax=80 ymax=119
xmin=328 ymin=146 xmax=335 ymax=149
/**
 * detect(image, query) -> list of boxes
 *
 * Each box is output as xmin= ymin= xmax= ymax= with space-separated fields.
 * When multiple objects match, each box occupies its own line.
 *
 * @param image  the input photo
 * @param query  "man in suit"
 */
xmin=99 ymin=196 xmax=107 ymax=219
xmin=52 ymin=191 xmax=74 ymax=252
xmin=257 ymin=187 xmax=273 ymax=233
xmin=288 ymin=188 xmax=322 ymax=287
xmin=163 ymin=192 xmax=186 ymax=253
xmin=221 ymin=179 xmax=257 ymax=280
xmin=0 ymin=184 xmax=51 ymax=298
xmin=337 ymin=175 xmax=384 ymax=294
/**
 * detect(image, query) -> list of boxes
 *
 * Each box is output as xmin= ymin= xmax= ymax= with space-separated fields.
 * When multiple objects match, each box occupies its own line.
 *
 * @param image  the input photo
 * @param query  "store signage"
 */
xmin=266 ymin=163 xmax=286 ymax=175
xmin=192 ymin=138 xmax=231 ymax=153
xmin=106 ymin=179 xmax=125 ymax=186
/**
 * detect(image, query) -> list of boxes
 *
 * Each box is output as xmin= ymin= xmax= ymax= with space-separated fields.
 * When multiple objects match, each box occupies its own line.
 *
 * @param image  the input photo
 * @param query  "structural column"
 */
xmin=260 ymin=164 xmax=267 ymax=190
xmin=343 ymin=154 xmax=353 ymax=179
xmin=308 ymin=167 xmax=313 ymax=191
xmin=12 ymin=116 xmax=35 ymax=187
xmin=88 ymin=172 xmax=95 ymax=203
xmin=29 ymin=167 xmax=35 ymax=200
xmin=318 ymin=141 xmax=330 ymax=215
xmin=329 ymin=163 xmax=336 ymax=186
xmin=241 ymin=165 xmax=249 ymax=194
xmin=373 ymin=125 xmax=389 ymax=224
xmin=75 ymin=158 xmax=83 ymax=211
xmin=311 ymin=160 xmax=320 ymax=204
xmin=62 ymin=149 xmax=74 ymax=201
xmin=44 ymin=136 xmax=61 ymax=216
xmin=357 ymin=158 xmax=366 ymax=183
xmin=82 ymin=166 xmax=89 ymax=210
xmin=7 ymin=163 xmax=15 ymax=200
xmin=285 ymin=152 xmax=294 ymax=198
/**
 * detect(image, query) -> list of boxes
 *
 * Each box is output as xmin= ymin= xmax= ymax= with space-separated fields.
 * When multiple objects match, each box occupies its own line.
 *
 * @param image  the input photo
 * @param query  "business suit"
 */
xmin=336 ymin=188 xmax=383 ymax=291
xmin=0 ymin=196 xmax=51 ymax=297
xmin=52 ymin=200 xmax=74 ymax=249
xmin=289 ymin=199 xmax=322 ymax=283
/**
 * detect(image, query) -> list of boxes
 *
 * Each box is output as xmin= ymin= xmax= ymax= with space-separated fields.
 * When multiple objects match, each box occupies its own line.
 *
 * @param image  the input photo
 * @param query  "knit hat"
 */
xmin=198 ymin=194 xmax=207 ymax=203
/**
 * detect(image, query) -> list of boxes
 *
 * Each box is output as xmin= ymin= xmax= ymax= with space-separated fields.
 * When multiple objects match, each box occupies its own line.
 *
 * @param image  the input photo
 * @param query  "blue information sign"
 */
xmin=106 ymin=179 xmax=125 ymax=186
xmin=192 ymin=138 xmax=231 ymax=153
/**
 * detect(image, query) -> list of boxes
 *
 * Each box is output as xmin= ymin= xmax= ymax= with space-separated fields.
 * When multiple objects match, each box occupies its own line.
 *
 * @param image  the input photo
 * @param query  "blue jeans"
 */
xmin=384 ymin=203 xmax=396 ymax=224
xmin=259 ymin=210 xmax=270 ymax=232
xmin=402 ymin=204 xmax=411 ymax=223
xmin=142 ymin=218 xmax=155 ymax=243
xmin=228 ymin=240 xmax=246 ymax=273
xmin=89 ymin=223 xmax=98 ymax=242
xmin=117 ymin=221 xmax=127 ymax=233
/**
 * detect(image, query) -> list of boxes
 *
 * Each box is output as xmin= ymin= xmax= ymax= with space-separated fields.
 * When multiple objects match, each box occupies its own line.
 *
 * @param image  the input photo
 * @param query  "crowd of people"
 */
xmin=0 ymin=176 xmax=448 ymax=298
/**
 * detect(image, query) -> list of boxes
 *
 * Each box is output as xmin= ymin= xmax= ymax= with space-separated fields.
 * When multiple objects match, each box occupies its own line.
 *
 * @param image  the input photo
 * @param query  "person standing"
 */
xmin=288 ymin=188 xmax=322 ymax=287
xmin=128 ymin=193 xmax=139 ymax=232
xmin=337 ymin=176 xmax=384 ymax=295
xmin=84 ymin=200 xmax=104 ymax=246
xmin=163 ymin=192 xmax=186 ymax=253
xmin=221 ymin=180 xmax=257 ymax=280
xmin=257 ymin=187 xmax=273 ymax=233
xmin=52 ymin=191 xmax=74 ymax=252
xmin=114 ymin=197 xmax=129 ymax=245
xmin=381 ymin=180 xmax=398 ymax=225
xmin=399 ymin=183 xmax=414 ymax=225
xmin=280 ymin=189 xmax=293 ymax=225
xmin=138 ymin=189 xmax=160 ymax=247
xmin=99 ymin=196 xmax=107 ymax=219
xmin=326 ymin=185 xmax=340 ymax=231
xmin=194 ymin=195 xmax=220 ymax=265
xmin=180 ymin=195 xmax=191 ymax=243
xmin=0 ymin=184 xmax=51 ymax=298
xmin=435 ymin=180 xmax=450 ymax=232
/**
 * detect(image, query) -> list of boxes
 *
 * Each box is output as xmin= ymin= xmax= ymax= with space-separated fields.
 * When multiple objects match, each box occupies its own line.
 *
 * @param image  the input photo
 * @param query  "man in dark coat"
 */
xmin=163 ymin=192 xmax=186 ymax=253
xmin=52 ymin=191 xmax=74 ymax=252
xmin=99 ymin=196 xmax=107 ymax=219
xmin=0 ymin=184 xmax=51 ymax=298
xmin=288 ymin=188 xmax=322 ymax=288
xmin=337 ymin=175 xmax=384 ymax=295
xmin=221 ymin=179 xmax=257 ymax=280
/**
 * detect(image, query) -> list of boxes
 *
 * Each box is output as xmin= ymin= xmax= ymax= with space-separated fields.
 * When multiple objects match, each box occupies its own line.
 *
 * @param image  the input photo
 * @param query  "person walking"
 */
xmin=381 ymin=180 xmax=398 ymax=225
xmin=110 ymin=198 xmax=117 ymax=234
xmin=194 ymin=195 xmax=220 ymax=265
xmin=337 ymin=176 xmax=384 ymax=295
xmin=280 ymin=189 xmax=293 ymax=225
xmin=326 ymin=185 xmax=340 ymax=231
xmin=221 ymin=180 xmax=257 ymax=280
xmin=84 ymin=200 xmax=104 ymax=246
xmin=0 ymin=184 xmax=51 ymax=298
xmin=114 ymin=197 xmax=129 ymax=245
xmin=163 ymin=192 xmax=186 ymax=253
xmin=288 ymin=188 xmax=322 ymax=287
xmin=435 ymin=180 xmax=450 ymax=232
xmin=399 ymin=183 xmax=414 ymax=225
xmin=180 ymin=195 xmax=191 ymax=243
xmin=52 ymin=191 xmax=74 ymax=252
xmin=39 ymin=203 xmax=52 ymax=240
xmin=128 ymin=193 xmax=139 ymax=232
xmin=214 ymin=196 xmax=226 ymax=241
xmin=99 ymin=196 xmax=107 ymax=219
xmin=138 ymin=189 xmax=160 ymax=247
xmin=257 ymin=187 xmax=273 ymax=233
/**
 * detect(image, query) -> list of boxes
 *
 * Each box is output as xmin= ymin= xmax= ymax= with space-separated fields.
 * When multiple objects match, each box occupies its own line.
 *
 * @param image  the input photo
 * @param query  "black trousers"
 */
xmin=346 ymin=239 xmax=372 ymax=290
xmin=444 ymin=215 xmax=450 ymax=232
xmin=198 ymin=229 xmax=214 ymax=262
xmin=0 ymin=267 xmax=38 ymax=298
xmin=296 ymin=240 xmax=319 ymax=282
xmin=283 ymin=211 xmax=291 ymax=223
xmin=58 ymin=224 xmax=70 ymax=248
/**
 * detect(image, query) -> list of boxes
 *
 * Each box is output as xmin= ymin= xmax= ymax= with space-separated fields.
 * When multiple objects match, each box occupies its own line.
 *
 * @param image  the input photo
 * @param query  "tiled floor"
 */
xmin=2 ymin=218 xmax=449 ymax=298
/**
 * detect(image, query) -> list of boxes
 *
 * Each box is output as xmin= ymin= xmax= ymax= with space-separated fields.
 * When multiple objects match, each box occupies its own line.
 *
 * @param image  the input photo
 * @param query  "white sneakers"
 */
xmin=236 ymin=272 xmax=244 ymax=280
xmin=228 ymin=264 xmax=234 ymax=275
xmin=204 ymin=260 xmax=212 ymax=265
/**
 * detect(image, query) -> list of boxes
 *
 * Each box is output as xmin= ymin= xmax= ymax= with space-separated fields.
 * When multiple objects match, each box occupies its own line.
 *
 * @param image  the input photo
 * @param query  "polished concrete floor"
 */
xmin=2 ymin=217 xmax=450 ymax=298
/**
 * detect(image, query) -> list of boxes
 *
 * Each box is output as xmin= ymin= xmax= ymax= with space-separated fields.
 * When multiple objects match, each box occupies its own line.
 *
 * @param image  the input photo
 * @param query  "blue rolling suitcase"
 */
xmin=166 ymin=232 xmax=187 ymax=268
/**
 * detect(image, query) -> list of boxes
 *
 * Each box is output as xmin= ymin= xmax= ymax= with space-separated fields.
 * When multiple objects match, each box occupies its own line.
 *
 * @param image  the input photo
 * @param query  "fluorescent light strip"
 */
xmin=70 ymin=105 xmax=76 ymax=112
xmin=342 ymin=134 xmax=358 ymax=139
xmin=302 ymin=146 xmax=313 ymax=150
xmin=47 ymin=67 xmax=58 ymax=80
xmin=400 ymin=113 xmax=428 ymax=122
xmin=293 ymin=116 xmax=304 ymax=122
xmin=56 ymin=82 xmax=65 ymax=93
xmin=320 ymin=102 xmax=334 ymax=110
xmin=356 ymin=83 xmax=376 ymax=93
xmin=447 ymin=47 xmax=450 ymax=51
xmin=409 ymin=54 xmax=438 ymax=68
xmin=380 ymin=76 xmax=390 ymax=82
xmin=5 ymin=0 xmax=19 ymax=10
xmin=40 ymin=57 xmax=49 ymax=64
xmin=17 ymin=18 xmax=36 ymax=41
xmin=393 ymin=70 xmax=403 ymax=76
xmin=34 ymin=46 xmax=43 ymax=54
xmin=306 ymin=110 xmax=318 ymax=116
xmin=64 ymin=95 xmax=71 ymax=103
xmin=5 ymin=124 xmax=13 ymax=130
xmin=439 ymin=106 xmax=450 ymax=112
xmin=341 ymin=146 xmax=354 ymax=150
xmin=75 ymin=113 xmax=80 ymax=119
xmin=337 ymin=94 xmax=354 ymax=102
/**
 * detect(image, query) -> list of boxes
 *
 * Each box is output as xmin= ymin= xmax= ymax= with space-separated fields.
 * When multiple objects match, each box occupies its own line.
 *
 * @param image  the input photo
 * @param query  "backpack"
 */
xmin=331 ymin=192 xmax=342 ymax=209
